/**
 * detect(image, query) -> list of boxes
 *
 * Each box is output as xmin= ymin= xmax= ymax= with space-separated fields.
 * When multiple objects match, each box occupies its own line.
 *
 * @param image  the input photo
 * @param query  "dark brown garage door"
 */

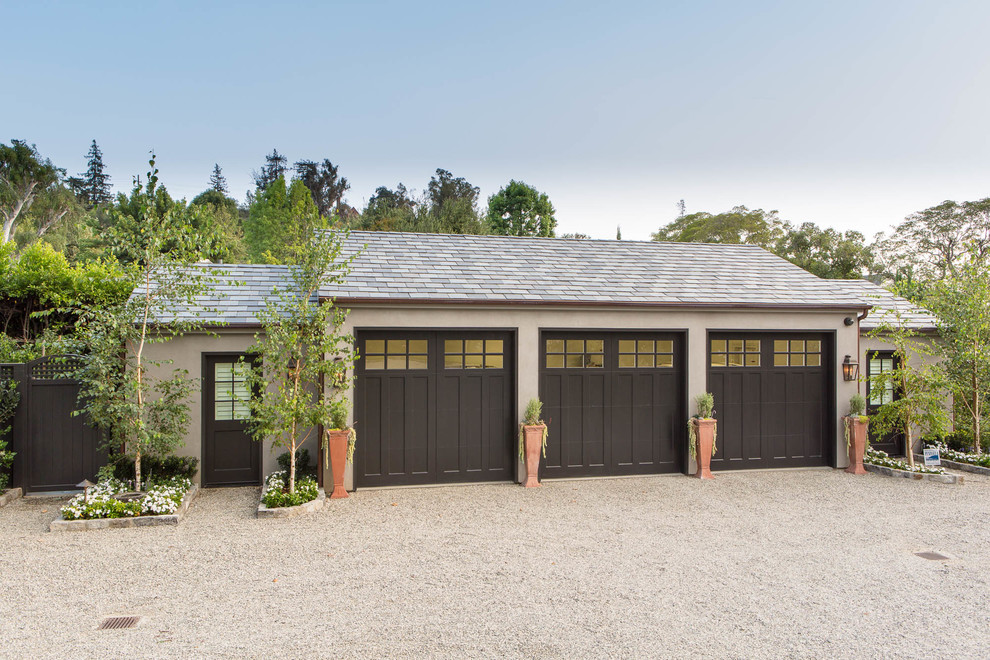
xmin=354 ymin=330 xmax=515 ymax=487
xmin=539 ymin=332 xmax=686 ymax=478
xmin=707 ymin=333 xmax=832 ymax=470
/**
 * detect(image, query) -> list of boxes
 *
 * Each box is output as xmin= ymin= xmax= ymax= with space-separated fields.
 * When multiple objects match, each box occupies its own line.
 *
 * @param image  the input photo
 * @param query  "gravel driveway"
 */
xmin=1 ymin=468 xmax=988 ymax=659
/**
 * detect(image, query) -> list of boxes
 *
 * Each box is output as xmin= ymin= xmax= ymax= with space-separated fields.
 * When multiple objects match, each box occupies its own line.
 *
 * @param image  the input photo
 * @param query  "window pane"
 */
xmin=728 ymin=353 xmax=744 ymax=367
xmin=365 ymin=355 xmax=385 ymax=370
xmin=637 ymin=354 xmax=655 ymax=368
xmin=546 ymin=354 xmax=564 ymax=369
xmin=657 ymin=340 xmax=673 ymax=353
xmin=774 ymin=353 xmax=788 ymax=367
xmin=868 ymin=358 xmax=881 ymax=375
xmin=790 ymin=340 xmax=805 ymax=352
xmin=637 ymin=340 xmax=654 ymax=353
xmin=619 ymin=340 xmax=635 ymax=353
xmin=215 ymin=363 xmax=232 ymax=381
xmin=546 ymin=339 xmax=564 ymax=353
xmin=710 ymin=354 xmax=727 ymax=367
xmin=586 ymin=339 xmax=604 ymax=353
xmin=807 ymin=340 xmax=821 ymax=353
xmin=232 ymin=401 xmax=250 ymax=420
xmin=387 ymin=355 xmax=406 ymax=369
xmin=366 ymin=339 xmax=385 ymax=354
xmin=881 ymin=359 xmax=893 ymax=371
xmin=806 ymin=354 xmax=821 ymax=367
xmin=232 ymin=382 xmax=249 ymax=398
xmin=585 ymin=353 xmax=604 ymax=368
xmin=566 ymin=354 xmax=584 ymax=368
xmin=485 ymin=354 xmax=503 ymax=369
xmin=445 ymin=339 xmax=462 ymax=354
xmin=745 ymin=340 xmax=761 ymax=352
xmin=464 ymin=355 xmax=483 ymax=369
xmin=728 ymin=339 xmax=744 ymax=352
xmin=408 ymin=354 xmax=428 ymax=370
xmin=233 ymin=362 xmax=251 ymax=378
xmin=486 ymin=340 xmax=503 ymax=354
xmin=566 ymin=339 xmax=584 ymax=353
xmin=465 ymin=339 xmax=484 ymax=353
xmin=774 ymin=340 xmax=788 ymax=352
xmin=444 ymin=355 xmax=462 ymax=369
xmin=216 ymin=382 xmax=232 ymax=401
xmin=791 ymin=353 xmax=805 ymax=366
xmin=619 ymin=354 xmax=635 ymax=368
xmin=745 ymin=353 xmax=760 ymax=367
xmin=387 ymin=340 xmax=406 ymax=354
xmin=657 ymin=354 xmax=673 ymax=367
xmin=409 ymin=340 xmax=428 ymax=354
xmin=711 ymin=340 xmax=726 ymax=353
xmin=215 ymin=401 xmax=233 ymax=421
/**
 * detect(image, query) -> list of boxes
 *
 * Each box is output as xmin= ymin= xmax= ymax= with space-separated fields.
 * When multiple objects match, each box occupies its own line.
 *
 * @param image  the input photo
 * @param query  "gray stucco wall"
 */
xmin=145 ymin=304 xmax=862 ymax=488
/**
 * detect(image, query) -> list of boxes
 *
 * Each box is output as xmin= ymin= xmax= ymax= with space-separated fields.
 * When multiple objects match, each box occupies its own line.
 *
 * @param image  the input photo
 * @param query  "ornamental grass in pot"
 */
xmin=519 ymin=398 xmax=548 ymax=488
xmin=324 ymin=400 xmax=356 ymax=499
xmin=844 ymin=394 xmax=869 ymax=475
xmin=688 ymin=392 xmax=717 ymax=480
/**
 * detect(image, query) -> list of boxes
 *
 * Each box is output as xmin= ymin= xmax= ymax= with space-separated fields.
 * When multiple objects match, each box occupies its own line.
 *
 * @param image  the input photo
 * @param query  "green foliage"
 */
xmin=1 ymin=139 xmax=65 ymax=244
xmin=109 ymin=454 xmax=199 ymax=483
xmin=359 ymin=184 xmax=418 ymax=231
xmin=695 ymin=392 xmax=715 ymax=418
xmin=330 ymin=399 xmax=349 ymax=429
xmin=848 ymin=393 xmax=866 ymax=417
xmin=653 ymin=206 xmax=785 ymax=247
xmin=208 ymin=164 xmax=228 ymax=195
xmin=518 ymin=398 xmax=548 ymax=460
xmin=67 ymin=140 xmax=112 ymax=207
xmin=262 ymin=471 xmax=318 ymax=508
xmin=930 ymin=443 xmax=990 ymax=467
xmin=0 ymin=380 xmax=18 ymax=490
xmin=243 ymin=176 xmax=325 ymax=263
xmin=486 ymin=180 xmax=557 ymax=237
xmin=277 ymin=448 xmax=313 ymax=474
xmin=294 ymin=159 xmax=349 ymax=218
xmin=924 ymin=430 xmax=976 ymax=453
xmin=523 ymin=398 xmax=544 ymax=425
xmin=245 ymin=228 xmax=357 ymax=493
xmin=864 ymin=447 xmax=943 ymax=474
xmin=190 ymin=189 xmax=247 ymax=261
xmin=59 ymin=476 xmax=191 ymax=520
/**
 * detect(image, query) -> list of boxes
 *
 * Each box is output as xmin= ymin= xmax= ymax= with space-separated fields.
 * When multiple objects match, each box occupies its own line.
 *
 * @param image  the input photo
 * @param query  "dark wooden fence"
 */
xmin=1 ymin=357 xmax=105 ymax=493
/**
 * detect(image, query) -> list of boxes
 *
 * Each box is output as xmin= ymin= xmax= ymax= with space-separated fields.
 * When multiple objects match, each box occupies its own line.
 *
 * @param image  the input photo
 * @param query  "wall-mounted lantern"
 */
xmin=842 ymin=355 xmax=859 ymax=382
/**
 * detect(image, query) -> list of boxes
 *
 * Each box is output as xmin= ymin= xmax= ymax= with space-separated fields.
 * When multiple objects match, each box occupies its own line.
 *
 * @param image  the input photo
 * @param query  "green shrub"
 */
xmin=848 ymin=393 xmax=866 ymax=417
xmin=276 ymin=448 xmax=315 ymax=478
xmin=330 ymin=400 xmax=348 ymax=429
xmin=109 ymin=454 xmax=198 ymax=483
xmin=695 ymin=392 xmax=715 ymax=418
xmin=262 ymin=471 xmax=319 ymax=508
xmin=522 ymin=398 xmax=544 ymax=425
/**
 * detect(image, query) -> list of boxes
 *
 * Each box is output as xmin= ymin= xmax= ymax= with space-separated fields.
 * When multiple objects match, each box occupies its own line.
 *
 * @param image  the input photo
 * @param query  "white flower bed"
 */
xmin=60 ymin=476 xmax=193 ymax=520
xmin=865 ymin=448 xmax=943 ymax=474
xmin=928 ymin=443 xmax=990 ymax=468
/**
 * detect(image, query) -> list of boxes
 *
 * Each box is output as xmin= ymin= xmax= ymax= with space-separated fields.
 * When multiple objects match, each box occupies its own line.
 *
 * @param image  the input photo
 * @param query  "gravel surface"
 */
xmin=1 ymin=468 xmax=988 ymax=659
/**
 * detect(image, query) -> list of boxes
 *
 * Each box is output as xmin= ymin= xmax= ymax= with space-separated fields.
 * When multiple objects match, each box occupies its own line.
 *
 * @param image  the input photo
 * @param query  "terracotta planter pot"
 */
xmin=522 ymin=424 xmax=545 ymax=488
xmin=326 ymin=429 xmax=351 ymax=499
xmin=694 ymin=418 xmax=716 ymax=480
xmin=845 ymin=416 xmax=868 ymax=475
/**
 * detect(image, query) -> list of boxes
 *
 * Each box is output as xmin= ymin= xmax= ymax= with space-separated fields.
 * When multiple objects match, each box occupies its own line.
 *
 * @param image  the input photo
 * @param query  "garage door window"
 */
xmin=546 ymin=339 xmax=604 ymax=368
xmin=618 ymin=339 xmax=674 ymax=368
xmin=773 ymin=339 xmax=821 ymax=367
xmin=444 ymin=339 xmax=504 ymax=369
xmin=363 ymin=339 xmax=429 ymax=370
xmin=710 ymin=339 xmax=761 ymax=367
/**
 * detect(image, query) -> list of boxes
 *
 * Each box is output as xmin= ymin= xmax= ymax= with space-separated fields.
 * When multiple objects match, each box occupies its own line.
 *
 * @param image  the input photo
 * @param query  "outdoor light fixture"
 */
xmin=76 ymin=479 xmax=95 ymax=504
xmin=842 ymin=355 xmax=859 ymax=382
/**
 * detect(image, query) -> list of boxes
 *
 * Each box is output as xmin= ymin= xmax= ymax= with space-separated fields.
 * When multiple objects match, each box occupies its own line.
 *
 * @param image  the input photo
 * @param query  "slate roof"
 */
xmin=322 ymin=232 xmax=869 ymax=309
xmin=838 ymin=279 xmax=938 ymax=331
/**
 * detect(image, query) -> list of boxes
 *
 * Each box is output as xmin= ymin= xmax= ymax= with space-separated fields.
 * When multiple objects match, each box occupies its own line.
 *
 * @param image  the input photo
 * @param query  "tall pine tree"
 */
xmin=253 ymin=149 xmax=287 ymax=191
xmin=70 ymin=140 xmax=112 ymax=207
xmin=209 ymin=163 xmax=228 ymax=194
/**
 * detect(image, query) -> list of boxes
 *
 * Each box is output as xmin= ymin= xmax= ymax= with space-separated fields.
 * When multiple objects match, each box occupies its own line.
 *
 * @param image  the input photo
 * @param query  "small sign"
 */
xmin=923 ymin=447 xmax=941 ymax=467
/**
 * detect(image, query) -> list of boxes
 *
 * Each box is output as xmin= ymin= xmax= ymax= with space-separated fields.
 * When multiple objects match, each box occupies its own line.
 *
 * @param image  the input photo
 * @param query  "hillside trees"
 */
xmin=68 ymin=140 xmax=112 ymax=207
xmin=0 ymin=140 xmax=69 ymax=244
xmin=243 ymin=176 xmax=324 ymax=263
xmin=486 ymin=180 xmax=556 ymax=237
xmin=208 ymin=164 xmax=228 ymax=194
xmin=294 ymin=159 xmax=349 ymax=219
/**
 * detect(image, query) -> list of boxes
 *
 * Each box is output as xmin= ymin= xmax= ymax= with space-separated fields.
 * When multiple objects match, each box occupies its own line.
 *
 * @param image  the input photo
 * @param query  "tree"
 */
xmin=486 ymin=180 xmax=557 ymax=237
xmin=243 ymin=176 xmax=323 ymax=263
xmin=72 ymin=154 xmax=221 ymax=488
xmin=677 ymin=199 xmax=686 ymax=218
xmin=772 ymin=222 xmax=874 ymax=279
xmin=426 ymin=168 xmax=483 ymax=233
xmin=652 ymin=206 xmax=786 ymax=248
xmin=209 ymin=164 xmax=228 ymax=195
xmin=253 ymin=149 xmax=288 ymax=192
xmin=0 ymin=140 xmax=64 ymax=243
xmin=866 ymin=301 xmax=949 ymax=467
xmin=0 ymin=380 xmax=16 ymax=491
xmin=616 ymin=226 xmax=622 ymax=240
xmin=360 ymin=183 xmax=417 ymax=231
xmin=191 ymin=189 xmax=247 ymax=262
xmin=69 ymin=140 xmax=112 ymax=206
xmin=924 ymin=253 xmax=990 ymax=454
xmin=294 ymin=158 xmax=349 ymax=218
xmin=244 ymin=228 xmax=356 ymax=493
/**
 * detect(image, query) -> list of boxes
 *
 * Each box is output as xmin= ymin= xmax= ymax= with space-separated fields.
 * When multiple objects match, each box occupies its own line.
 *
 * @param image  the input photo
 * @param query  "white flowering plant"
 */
xmin=864 ymin=448 xmax=944 ymax=474
xmin=928 ymin=443 xmax=990 ymax=468
xmin=262 ymin=470 xmax=319 ymax=508
xmin=59 ymin=476 xmax=192 ymax=520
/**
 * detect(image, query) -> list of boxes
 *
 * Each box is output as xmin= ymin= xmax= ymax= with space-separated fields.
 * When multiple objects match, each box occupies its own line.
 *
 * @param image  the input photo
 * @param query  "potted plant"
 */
xmin=844 ymin=393 xmax=869 ymax=475
xmin=519 ymin=398 xmax=548 ymax=488
xmin=324 ymin=400 xmax=356 ymax=499
xmin=688 ymin=392 xmax=717 ymax=479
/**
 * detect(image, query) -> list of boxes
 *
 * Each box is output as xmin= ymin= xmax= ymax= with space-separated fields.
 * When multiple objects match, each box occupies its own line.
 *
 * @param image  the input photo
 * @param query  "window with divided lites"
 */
xmin=215 ymin=362 xmax=251 ymax=421
xmin=710 ymin=339 xmax=761 ymax=367
xmin=444 ymin=339 xmax=504 ymax=369
xmin=363 ymin=339 xmax=429 ymax=370
xmin=545 ymin=339 xmax=604 ymax=369
xmin=773 ymin=339 xmax=822 ymax=367
xmin=618 ymin=339 xmax=674 ymax=368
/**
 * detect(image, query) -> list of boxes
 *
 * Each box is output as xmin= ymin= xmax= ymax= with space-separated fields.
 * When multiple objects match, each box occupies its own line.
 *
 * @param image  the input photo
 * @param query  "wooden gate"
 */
xmin=4 ymin=357 xmax=106 ymax=493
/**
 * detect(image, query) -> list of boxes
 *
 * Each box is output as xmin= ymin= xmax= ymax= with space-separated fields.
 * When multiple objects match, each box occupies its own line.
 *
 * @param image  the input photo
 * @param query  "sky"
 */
xmin=3 ymin=0 xmax=990 ymax=240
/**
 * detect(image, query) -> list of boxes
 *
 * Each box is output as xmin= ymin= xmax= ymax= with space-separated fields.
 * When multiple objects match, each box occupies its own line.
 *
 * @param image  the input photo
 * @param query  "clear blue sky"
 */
xmin=3 ymin=1 xmax=989 ymax=239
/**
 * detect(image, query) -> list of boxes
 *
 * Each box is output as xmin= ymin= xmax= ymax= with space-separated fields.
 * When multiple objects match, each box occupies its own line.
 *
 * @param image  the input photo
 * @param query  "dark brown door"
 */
xmin=866 ymin=351 xmax=903 ymax=455
xmin=708 ymin=333 xmax=831 ymax=470
xmin=539 ymin=332 xmax=686 ymax=478
xmin=354 ymin=330 xmax=515 ymax=487
xmin=203 ymin=354 xmax=260 ymax=487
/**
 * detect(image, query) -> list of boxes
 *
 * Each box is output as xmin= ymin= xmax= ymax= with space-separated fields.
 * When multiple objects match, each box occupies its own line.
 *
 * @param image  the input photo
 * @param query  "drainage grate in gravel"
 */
xmin=915 ymin=551 xmax=951 ymax=561
xmin=98 ymin=616 xmax=141 ymax=630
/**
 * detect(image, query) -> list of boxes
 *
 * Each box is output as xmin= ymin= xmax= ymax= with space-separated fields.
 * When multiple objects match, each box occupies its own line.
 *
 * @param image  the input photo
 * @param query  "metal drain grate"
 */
xmin=98 ymin=616 xmax=141 ymax=630
xmin=915 ymin=551 xmax=950 ymax=561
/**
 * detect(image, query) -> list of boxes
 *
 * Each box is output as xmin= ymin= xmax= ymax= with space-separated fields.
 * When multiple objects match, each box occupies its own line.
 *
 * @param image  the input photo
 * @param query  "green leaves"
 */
xmin=486 ymin=180 xmax=556 ymax=237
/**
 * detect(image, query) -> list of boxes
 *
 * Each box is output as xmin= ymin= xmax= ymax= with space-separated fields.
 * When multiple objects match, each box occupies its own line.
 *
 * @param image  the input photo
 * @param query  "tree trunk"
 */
xmin=135 ymin=451 xmax=142 ymax=490
xmin=289 ymin=442 xmax=296 ymax=494
xmin=905 ymin=426 xmax=915 ymax=467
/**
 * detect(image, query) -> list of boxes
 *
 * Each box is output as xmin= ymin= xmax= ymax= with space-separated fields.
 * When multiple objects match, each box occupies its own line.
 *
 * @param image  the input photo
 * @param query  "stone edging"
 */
xmin=0 ymin=488 xmax=23 ymax=508
xmin=864 ymin=463 xmax=963 ymax=484
xmin=257 ymin=486 xmax=326 ymax=518
xmin=49 ymin=484 xmax=200 ymax=532
xmin=914 ymin=454 xmax=990 ymax=477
